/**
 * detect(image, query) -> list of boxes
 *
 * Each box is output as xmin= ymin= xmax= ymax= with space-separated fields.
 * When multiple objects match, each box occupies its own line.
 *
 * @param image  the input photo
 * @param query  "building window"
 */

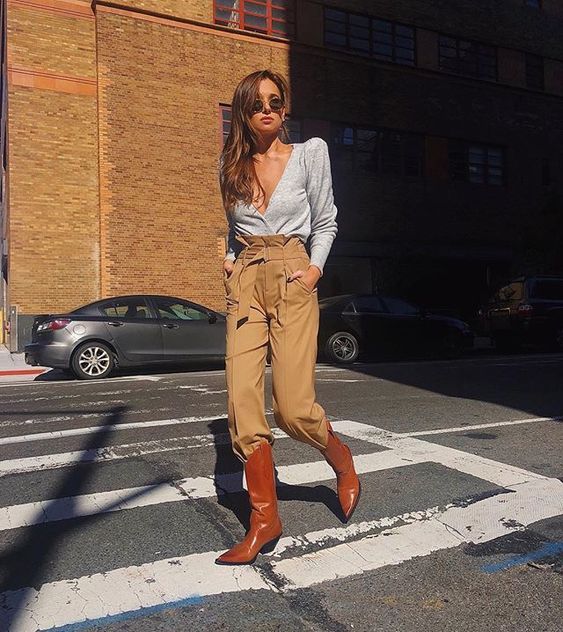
xmin=324 ymin=8 xmax=415 ymax=66
xmin=525 ymin=53 xmax=545 ymax=91
xmin=332 ymin=124 xmax=424 ymax=177
xmin=214 ymin=1 xmax=295 ymax=38
xmin=438 ymin=35 xmax=497 ymax=81
xmin=220 ymin=105 xmax=301 ymax=145
xmin=449 ymin=140 xmax=504 ymax=185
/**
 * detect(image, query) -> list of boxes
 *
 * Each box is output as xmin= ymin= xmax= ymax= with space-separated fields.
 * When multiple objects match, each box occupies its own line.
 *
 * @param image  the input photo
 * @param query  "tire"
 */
xmin=71 ymin=342 xmax=115 ymax=380
xmin=325 ymin=331 xmax=360 ymax=364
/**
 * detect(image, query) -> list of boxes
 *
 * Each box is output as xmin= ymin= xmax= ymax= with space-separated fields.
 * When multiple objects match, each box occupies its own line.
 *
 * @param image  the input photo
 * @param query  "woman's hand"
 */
xmin=223 ymin=260 xmax=235 ymax=278
xmin=287 ymin=265 xmax=321 ymax=292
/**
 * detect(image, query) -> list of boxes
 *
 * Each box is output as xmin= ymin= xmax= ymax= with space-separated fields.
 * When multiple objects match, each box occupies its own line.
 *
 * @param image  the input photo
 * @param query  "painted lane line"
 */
xmin=0 ymin=450 xmax=418 ymax=532
xmin=1 ymin=477 xmax=561 ymax=631
xmin=0 ymin=551 xmax=269 ymax=632
xmin=0 ymin=375 xmax=167 ymax=389
xmin=0 ymin=407 xmax=176 ymax=428
xmin=270 ymin=477 xmax=563 ymax=589
xmin=398 ymin=415 xmax=562 ymax=437
xmin=0 ymin=413 xmax=231 ymax=446
xmin=0 ymin=428 xmax=288 ymax=476
xmin=271 ymin=504 xmax=454 ymax=557
xmin=333 ymin=420 xmax=551 ymax=487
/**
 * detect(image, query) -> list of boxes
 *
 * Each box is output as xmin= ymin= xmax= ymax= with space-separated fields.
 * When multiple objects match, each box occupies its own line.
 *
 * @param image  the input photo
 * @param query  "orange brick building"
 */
xmin=1 ymin=0 xmax=563 ymax=349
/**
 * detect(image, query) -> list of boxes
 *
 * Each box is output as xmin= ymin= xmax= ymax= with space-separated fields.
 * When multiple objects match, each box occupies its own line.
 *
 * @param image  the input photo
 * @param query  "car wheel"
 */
xmin=325 ymin=331 xmax=359 ymax=363
xmin=71 ymin=342 xmax=114 ymax=380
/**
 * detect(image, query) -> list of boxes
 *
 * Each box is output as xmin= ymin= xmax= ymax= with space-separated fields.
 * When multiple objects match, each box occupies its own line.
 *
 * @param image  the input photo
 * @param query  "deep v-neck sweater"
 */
xmin=220 ymin=137 xmax=338 ymax=275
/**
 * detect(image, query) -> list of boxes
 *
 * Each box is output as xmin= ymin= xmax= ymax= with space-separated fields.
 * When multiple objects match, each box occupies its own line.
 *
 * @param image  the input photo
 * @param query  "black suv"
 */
xmin=479 ymin=276 xmax=563 ymax=351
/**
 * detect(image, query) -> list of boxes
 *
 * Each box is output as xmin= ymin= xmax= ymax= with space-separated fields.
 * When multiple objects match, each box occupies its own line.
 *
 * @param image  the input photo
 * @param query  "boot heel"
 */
xmin=260 ymin=534 xmax=281 ymax=555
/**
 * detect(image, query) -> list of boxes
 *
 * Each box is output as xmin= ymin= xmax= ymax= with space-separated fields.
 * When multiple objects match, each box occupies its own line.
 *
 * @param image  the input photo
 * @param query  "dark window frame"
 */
xmin=214 ymin=0 xmax=295 ymax=39
xmin=448 ymin=139 xmax=506 ymax=186
xmin=331 ymin=122 xmax=425 ymax=178
xmin=438 ymin=34 xmax=497 ymax=81
xmin=323 ymin=7 xmax=416 ymax=67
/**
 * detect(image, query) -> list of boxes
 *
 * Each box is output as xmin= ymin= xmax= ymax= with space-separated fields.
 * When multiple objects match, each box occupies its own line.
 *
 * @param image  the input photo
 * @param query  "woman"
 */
xmin=216 ymin=69 xmax=360 ymax=566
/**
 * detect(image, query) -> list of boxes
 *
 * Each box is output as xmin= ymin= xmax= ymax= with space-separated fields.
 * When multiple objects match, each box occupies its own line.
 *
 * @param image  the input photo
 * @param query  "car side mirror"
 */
xmin=208 ymin=313 xmax=217 ymax=324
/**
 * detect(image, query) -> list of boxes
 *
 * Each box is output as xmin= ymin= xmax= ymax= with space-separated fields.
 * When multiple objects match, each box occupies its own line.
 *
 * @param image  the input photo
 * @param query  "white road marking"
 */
xmin=0 ymin=375 xmax=167 ymax=389
xmin=0 ymin=428 xmax=287 ymax=476
xmin=399 ymin=415 xmax=561 ymax=437
xmin=335 ymin=420 xmax=550 ymax=487
xmin=0 ymin=407 xmax=175 ymax=428
xmin=0 ymin=450 xmax=420 ymax=532
xmin=0 ymin=418 xmax=561 ymax=630
xmin=270 ymin=477 xmax=563 ymax=588
xmin=316 ymin=379 xmax=365 ymax=383
xmin=1 ymin=476 xmax=560 ymax=631
xmin=0 ymin=413 xmax=230 ymax=446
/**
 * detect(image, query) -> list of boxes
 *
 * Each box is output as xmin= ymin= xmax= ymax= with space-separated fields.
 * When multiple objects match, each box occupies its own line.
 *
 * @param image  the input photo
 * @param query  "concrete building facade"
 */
xmin=1 ymin=0 xmax=562 ymax=349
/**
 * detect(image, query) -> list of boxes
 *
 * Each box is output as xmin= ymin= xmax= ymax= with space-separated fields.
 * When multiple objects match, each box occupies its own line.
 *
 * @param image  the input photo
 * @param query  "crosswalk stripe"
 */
xmin=0 ymin=413 xmax=232 ymax=446
xmin=0 ymin=449 xmax=419 ymax=531
xmin=270 ymin=477 xmax=563 ymax=588
xmin=399 ymin=415 xmax=561 ymax=437
xmin=335 ymin=420 xmax=551 ymax=487
xmin=0 ymin=429 xmax=288 ymax=476
xmin=1 ymin=476 xmax=561 ymax=632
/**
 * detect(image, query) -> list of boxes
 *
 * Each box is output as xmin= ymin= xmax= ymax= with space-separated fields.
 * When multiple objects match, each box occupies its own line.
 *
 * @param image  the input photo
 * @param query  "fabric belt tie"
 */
xmin=233 ymin=234 xmax=306 ymax=328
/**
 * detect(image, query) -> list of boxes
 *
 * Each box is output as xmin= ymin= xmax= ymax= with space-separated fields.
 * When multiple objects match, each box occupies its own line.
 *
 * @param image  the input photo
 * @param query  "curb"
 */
xmin=0 ymin=369 xmax=47 ymax=376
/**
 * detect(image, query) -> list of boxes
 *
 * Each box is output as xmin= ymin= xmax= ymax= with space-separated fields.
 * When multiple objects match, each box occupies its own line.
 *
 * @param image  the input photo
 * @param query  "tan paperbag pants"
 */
xmin=224 ymin=234 xmax=329 ymax=462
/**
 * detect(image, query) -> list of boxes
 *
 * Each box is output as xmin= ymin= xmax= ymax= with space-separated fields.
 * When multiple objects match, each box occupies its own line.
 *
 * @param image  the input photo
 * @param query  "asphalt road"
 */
xmin=0 ymin=352 xmax=561 ymax=631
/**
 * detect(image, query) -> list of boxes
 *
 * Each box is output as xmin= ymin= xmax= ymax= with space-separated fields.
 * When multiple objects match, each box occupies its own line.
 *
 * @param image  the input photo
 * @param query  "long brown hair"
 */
xmin=219 ymin=69 xmax=291 ymax=212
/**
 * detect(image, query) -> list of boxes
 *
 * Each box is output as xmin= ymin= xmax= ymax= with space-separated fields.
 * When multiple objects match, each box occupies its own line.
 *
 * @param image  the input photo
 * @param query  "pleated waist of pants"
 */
xmin=233 ymin=234 xmax=309 ymax=327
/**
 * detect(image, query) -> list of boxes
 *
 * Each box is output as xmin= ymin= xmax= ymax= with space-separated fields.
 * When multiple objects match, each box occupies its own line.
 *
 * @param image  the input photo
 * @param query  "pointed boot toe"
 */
xmin=215 ymin=442 xmax=282 ymax=566
xmin=322 ymin=422 xmax=361 ymax=523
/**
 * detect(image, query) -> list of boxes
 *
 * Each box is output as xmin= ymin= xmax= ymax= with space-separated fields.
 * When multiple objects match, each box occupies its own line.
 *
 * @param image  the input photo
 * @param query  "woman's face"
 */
xmin=247 ymin=78 xmax=286 ymax=138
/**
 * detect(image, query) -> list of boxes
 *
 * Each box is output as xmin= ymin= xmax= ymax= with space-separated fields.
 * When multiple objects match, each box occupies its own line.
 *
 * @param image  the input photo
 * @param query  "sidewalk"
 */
xmin=0 ymin=345 xmax=48 ymax=377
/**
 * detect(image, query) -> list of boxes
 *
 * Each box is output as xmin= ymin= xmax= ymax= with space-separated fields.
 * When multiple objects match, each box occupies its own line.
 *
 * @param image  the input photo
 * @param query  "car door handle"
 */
xmin=162 ymin=323 xmax=179 ymax=329
xmin=107 ymin=321 xmax=124 ymax=327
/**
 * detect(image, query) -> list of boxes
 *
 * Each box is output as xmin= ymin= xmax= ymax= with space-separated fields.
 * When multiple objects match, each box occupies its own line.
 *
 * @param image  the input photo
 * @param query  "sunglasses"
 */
xmin=250 ymin=96 xmax=284 ymax=115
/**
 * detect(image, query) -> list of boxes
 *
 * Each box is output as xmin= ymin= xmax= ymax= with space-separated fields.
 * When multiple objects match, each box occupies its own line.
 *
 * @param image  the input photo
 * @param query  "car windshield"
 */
xmin=529 ymin=280 xmax=563 ymax=300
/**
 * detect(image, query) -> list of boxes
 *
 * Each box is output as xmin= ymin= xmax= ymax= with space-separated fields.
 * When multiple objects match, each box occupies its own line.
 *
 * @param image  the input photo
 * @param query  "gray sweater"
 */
xmin=221 ymin=137 xmax=338 ymax=275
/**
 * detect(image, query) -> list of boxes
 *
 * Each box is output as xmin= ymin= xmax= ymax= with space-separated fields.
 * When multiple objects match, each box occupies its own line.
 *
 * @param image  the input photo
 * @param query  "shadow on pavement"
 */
xmin=0 ymin=405 xmax=177 ymax=628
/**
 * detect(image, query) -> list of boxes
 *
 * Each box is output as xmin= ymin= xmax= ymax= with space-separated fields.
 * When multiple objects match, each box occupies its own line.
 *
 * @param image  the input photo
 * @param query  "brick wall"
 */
xmin=96 ymin=7 xmax=291 ymax=312
xmin=4 ymin=0 xmax=563 ymax=343
xmin=7 ymin=0 xmax=99 ymax=315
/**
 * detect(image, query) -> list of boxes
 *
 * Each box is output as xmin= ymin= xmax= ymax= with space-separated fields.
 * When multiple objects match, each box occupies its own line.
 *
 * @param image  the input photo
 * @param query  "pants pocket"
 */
xmin=288 ymin=256 xmax=317 ymax=295
xmin=224 ymin=260 xmax=240 ymax=297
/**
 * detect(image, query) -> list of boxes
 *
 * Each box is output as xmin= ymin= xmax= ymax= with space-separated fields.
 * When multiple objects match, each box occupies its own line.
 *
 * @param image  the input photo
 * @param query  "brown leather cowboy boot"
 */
xmin=322 ymin=421 xmax=361 ymax=522
xmin=215 ymin=441 xmax=282 ymax=565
